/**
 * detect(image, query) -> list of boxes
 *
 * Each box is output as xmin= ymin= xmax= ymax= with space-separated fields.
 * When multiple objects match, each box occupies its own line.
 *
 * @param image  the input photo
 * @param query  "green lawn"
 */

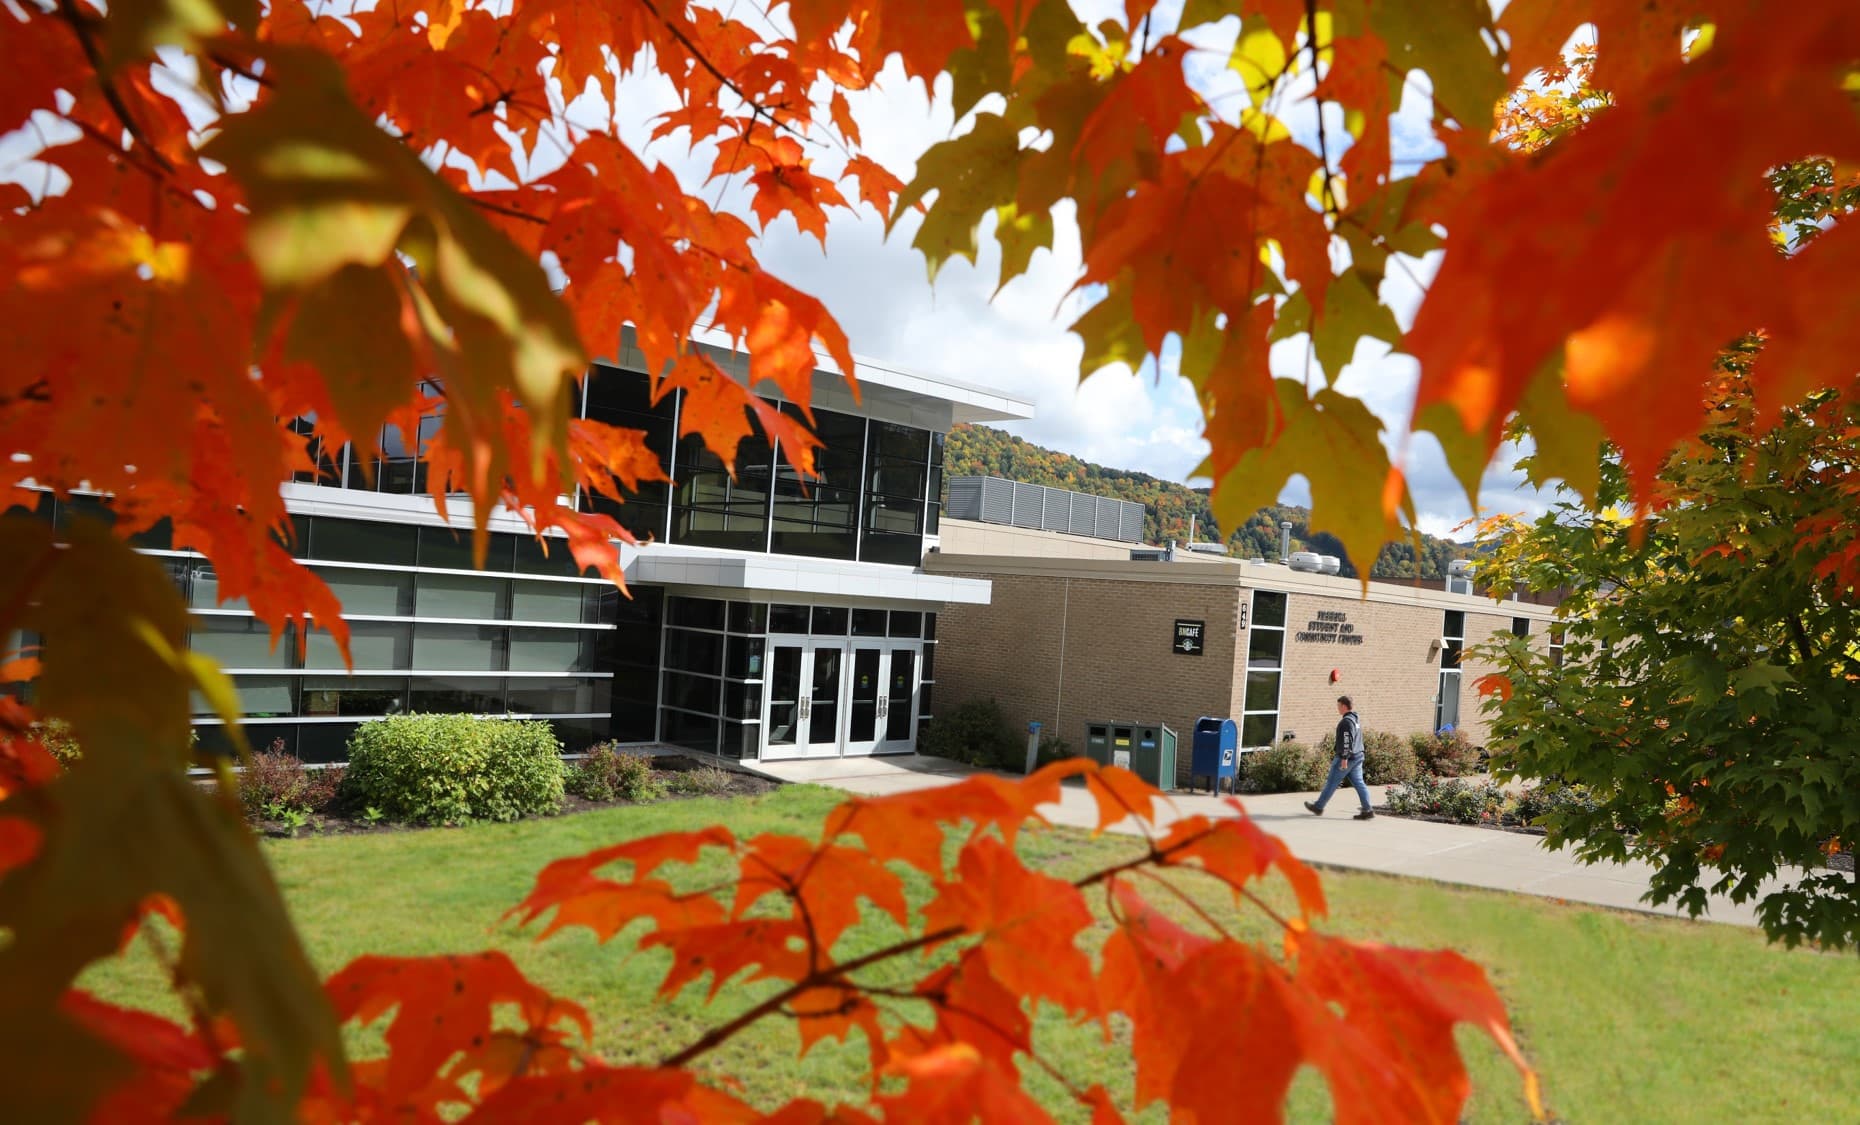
xmin=83 ymin=786 xmax=1852 ymax=1122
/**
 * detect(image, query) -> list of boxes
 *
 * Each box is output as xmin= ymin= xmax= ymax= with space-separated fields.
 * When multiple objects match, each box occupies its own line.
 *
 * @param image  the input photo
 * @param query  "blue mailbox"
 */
xmin=1190 ymin=717 xmax=1239 ymax=795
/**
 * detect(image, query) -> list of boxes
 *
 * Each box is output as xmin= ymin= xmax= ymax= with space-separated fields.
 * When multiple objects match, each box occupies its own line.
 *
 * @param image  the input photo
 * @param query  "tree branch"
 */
xmin=57 ymin=0 xmax=175 ymax=176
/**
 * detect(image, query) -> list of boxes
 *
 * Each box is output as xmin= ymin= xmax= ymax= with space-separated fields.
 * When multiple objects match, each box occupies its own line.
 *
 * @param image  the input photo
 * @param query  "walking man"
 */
xmin=1306 ymin=696 xmax=1374 ymax=820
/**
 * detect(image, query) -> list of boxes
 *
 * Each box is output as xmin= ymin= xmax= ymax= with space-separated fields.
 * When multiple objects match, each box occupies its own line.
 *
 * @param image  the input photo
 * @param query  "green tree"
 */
xmin=1472 ymin=366 xmax=1860 ymax=947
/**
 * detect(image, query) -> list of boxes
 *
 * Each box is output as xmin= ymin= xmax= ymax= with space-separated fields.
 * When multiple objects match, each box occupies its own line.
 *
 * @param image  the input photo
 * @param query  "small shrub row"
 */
xmin=1411 ymin=729 xmax=1482 ymax=777
xmin=567 ymin=743 xmax=664 ymax=803
xmin=1316 ymin=729 xmax=1420 ymax=786
xmin=344 ymin=714 xmax=566 ymax=826
xmin=240 ymin=740 xmax=346 ymax=819
xmin=1239 ymin=741 xmax=1328 ymax=793
xmin=1384 ymin=775 xmax=1597 ymax=828
xmin=918 ymin=698 xmax=1026 ymax=772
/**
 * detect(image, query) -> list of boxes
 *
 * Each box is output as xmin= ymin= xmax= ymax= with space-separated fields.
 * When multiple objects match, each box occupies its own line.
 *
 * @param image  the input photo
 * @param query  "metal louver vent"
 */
xmin=944 ymin=476 xmax=1146 ymax=543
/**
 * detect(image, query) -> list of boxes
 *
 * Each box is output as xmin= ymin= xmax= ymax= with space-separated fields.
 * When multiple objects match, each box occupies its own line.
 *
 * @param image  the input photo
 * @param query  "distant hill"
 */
xmin=942 ymin=424 xmax=1469 ymax=580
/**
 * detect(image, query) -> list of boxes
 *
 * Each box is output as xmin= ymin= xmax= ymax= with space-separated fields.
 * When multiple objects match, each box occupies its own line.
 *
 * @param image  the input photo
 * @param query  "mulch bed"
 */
xmin=249 ymin=756 xmax=778 ymax=839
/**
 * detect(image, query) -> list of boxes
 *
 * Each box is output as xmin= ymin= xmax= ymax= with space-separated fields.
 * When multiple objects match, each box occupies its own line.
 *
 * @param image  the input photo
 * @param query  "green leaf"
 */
xmin=893 ymin=113 xmax=1025 ymax=281
xmin=992 ymin=203 xmax=1055 ymax=296
xmin=1206 ymin=378 xmax=1411 ymax=589
xmin=1071 ymin=286 xmax=1148 ymax=380
xmin=1730 ymin=660 xmax=1794 ymax=697
xmin=1513 ymin=357 xmax=1606 ymax=505
xmin=1364 ymin=0 xmax=1506 ymax=129
xmin=102 ymin=0 xmax=258 ymax=71
xmin=1312 ymin=268 xmax=1403 ymax=380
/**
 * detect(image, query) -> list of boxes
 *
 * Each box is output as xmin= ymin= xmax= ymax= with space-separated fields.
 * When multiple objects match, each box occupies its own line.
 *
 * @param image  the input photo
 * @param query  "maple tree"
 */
xmin=6 ymin=0 xmax=1860 ymax=1117
xmin=1472 ymin=368 xmax=1860 ymax=949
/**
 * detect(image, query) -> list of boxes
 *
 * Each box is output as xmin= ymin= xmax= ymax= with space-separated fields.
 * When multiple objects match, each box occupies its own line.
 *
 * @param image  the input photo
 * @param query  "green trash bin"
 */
xmin=1084 ymin=722 xmax=1114 ymax=767
xmin=1131 ymin=724 xmax=1178 ymax=792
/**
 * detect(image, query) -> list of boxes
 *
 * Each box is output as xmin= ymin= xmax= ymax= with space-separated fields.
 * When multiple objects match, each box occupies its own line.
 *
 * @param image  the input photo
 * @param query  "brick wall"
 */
xmin=936 ymin=573 xmax=1245 ymax=785
xmin=1277 ymin=595 xmax=1443 ymax=749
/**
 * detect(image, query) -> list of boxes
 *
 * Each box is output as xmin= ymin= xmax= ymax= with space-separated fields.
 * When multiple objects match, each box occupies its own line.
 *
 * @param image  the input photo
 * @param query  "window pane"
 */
xmin=1244 ymin=670 xmax=1280 ymax=714
xmin=923 ymin=613 xmax=937 ymax=640
xmin=302 ymin=676 xmax=407 ymax=717
xmin=309 ymin=518 xmax=417 ymax=567
xmin=671 ymin=430 xmax=772 ymax=551
xmin=508 ymin=677 xmax=610 ymax=715
xmin=317 ymin=567 xmax=413 ymax=617
xmin=416 ymin=573 xmax=508 ymax=620
xmin=186 ymin=561 xmax=250 ymax=612
xmin=410 ymin=676 xmax=505 ymax=714
xmin=661 ymin=708 xmax=719 ymax=755
xmin=191 ymin=617 xmax=292 ymax=669
xmin=1247 ymin=628 xmax=1283 ymax=667
xmin=1512 ymin=617 xmax=1530 ymax=637
xmin=1444 ymin=610 xmax=1466 ymax=640
xmin=723 ymin=681 xmax=763 ymax=720
xmin=1252 ymin=592 xmax=1287 ymax=630
xmin=668 ymin=596 xmax=727 ymax=631
xmin=413 ymin=624 xmax=506 ymax=671
xmin=419 ymin=527 xmax=517 ymax=573
xmin=305 ymin=621 xmax=410 ymax=671
xmin=511 ymin=580 xmax=586 ymax=624
xmin=769 ymin=604 xmax=810 ymax=634
xmin=888 ymin=611 xmax=922 ymax=638
xmin=509 ymin=628 xmax=594 ymax=673
xmin=727 ymin=635 xmax=765 ymax=678
xmin=852 ymin=609 xmax=887 ymax=637
xmin=728 ymin=601 xmax=767 ymax=634
xmin=193 ymin=675 xmax=296 ymax=718
xmin=513 ymin=534 xmax=581 ymax=577
xmin=1442 ymin=641 xmax=1463 ymax=670
xmin=1241 ymin=713 xmax=1278 ymax=748
xmin=662 ymin=672 xmax=720 ymax=715
xmin=770 ymin=406 xmax=863 ymax=560
xmin=664 ymin=629 xmax=724 ymax=675
xmin=811 ymin=606 xmax=848 ymax=635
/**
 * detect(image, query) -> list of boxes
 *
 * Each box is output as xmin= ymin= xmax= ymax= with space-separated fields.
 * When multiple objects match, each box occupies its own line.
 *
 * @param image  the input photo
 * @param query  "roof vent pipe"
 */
xmin=1279 ymin=521 xmax=1293 ymax=563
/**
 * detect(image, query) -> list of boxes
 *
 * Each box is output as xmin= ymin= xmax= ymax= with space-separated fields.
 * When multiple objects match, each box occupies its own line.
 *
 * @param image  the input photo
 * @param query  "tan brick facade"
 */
xmin=928 ymin=548 xmax=1560 ymax=784
xmin=935 ymin=573 xmax=1245 ymax=783
xmin=1277 ymin=594 xmax=1442 ymax=749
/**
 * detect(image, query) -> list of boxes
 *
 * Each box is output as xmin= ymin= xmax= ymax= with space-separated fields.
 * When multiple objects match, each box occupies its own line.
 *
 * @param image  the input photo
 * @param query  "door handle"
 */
xmin=800 ymin=696 xmax=810 ymax=720
xmin=878 ymin=696 xmax=887 ymax=719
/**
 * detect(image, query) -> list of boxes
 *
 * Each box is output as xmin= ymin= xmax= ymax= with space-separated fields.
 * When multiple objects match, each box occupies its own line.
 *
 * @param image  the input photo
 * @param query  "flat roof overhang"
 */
xmin=627 ymin=544 xmax=994 ymax=605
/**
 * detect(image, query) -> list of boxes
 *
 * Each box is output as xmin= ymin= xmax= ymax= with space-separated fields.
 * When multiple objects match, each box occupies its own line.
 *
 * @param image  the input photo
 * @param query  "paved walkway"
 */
xmin=748 ymin=755 xmax=1775 ymax=928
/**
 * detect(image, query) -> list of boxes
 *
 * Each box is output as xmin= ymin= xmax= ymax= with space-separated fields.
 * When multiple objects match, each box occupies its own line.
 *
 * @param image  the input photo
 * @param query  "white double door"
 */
xmin=761 ymin=637 xmax=919 ymax=759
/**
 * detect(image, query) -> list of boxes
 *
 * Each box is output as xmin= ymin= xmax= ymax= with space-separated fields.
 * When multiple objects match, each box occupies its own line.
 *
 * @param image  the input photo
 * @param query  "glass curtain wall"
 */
xmin=174 ymin=515 xmax=624 ymax=763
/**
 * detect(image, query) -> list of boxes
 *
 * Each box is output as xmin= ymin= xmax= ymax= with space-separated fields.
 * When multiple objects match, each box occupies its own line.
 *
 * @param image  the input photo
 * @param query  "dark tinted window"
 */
xmin=581 ymin=365 xmax=675 ymax=542
xmin=770 ymin=406 xmax=863 ymax=560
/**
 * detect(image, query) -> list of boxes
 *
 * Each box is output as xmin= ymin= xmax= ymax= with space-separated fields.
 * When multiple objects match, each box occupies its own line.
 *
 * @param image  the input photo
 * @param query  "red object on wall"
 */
xmin=1330 ymin=669 xmax=1340 ymax=683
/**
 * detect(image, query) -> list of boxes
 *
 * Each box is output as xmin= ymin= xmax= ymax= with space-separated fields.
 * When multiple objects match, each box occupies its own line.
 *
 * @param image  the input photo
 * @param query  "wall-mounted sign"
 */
xmin=1294 ymin=609 xmax=1366 ymax=646
xmin=1173 ymin=619 xmax=1205 ymax=655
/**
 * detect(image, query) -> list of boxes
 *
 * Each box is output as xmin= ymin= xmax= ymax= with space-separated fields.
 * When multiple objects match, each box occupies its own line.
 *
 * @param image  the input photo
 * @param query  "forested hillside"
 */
xmin=943 ymin=424 xmax=1469 ymax=580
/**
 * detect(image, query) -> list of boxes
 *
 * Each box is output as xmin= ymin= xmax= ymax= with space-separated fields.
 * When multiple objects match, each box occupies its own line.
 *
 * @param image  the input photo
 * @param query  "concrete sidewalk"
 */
xmin=748 ymin=755 xmax=1776 ymax=928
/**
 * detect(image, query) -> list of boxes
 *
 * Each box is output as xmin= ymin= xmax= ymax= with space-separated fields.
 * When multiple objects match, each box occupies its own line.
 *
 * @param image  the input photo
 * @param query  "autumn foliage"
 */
xmin=5 ymin=0 xmax=1860 ymax=1118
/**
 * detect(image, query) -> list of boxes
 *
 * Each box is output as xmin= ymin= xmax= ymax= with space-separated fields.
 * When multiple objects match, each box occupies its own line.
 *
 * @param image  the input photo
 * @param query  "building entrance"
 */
xmin=761 ymin=636 xmax=921 ymax=759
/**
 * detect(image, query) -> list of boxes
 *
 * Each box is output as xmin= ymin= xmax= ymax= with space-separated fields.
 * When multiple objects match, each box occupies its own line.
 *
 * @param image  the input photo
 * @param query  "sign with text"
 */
xmin=1295 ymin=609 xmax=1365 ymax=645
xmin=1173 ymin=619 xmax=1205 ymax=655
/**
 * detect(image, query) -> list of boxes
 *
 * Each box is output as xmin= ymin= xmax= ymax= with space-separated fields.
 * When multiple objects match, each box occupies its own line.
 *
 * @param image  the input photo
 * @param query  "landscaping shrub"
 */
xmin=567 ymin=743 xmax=663 ymax=803
xmin=1317 ymin=729 xmax=1418 ymax=786
xmin=1505 ymin=782 xmax=1599 ymax=828
xmin=239 ymin=742 xmax=346 ymax=820
xmin=1385 ymin=775 xmax=1505 ymax=824
xmin=917 ymin=698 xmax=1024 ymax=772
xmin=1411 ymin=728 xmax=1481 ymax=777
xmin=344 ymin=715 xmax=566 ymax=825
xmin=1035 ymin=733 xmax=1075 ymax=769
xmin=670 ymin=765 xmax=736 ymax=796
xmin=1239 ymin=740 xmax=1327 ymax=794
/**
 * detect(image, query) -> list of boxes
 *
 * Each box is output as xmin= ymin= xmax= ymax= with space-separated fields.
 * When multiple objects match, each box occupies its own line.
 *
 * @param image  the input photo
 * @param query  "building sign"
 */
xmin=1295 ymin=609 xmax=1365 ymax=645
xmin=1172 ymin=619 xmax=1205 ymax=655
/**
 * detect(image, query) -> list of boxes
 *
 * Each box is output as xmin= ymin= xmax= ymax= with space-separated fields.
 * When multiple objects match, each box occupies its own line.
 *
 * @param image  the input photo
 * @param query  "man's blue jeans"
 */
xmin=1314 ymin=755 xmax=1371 ymax=812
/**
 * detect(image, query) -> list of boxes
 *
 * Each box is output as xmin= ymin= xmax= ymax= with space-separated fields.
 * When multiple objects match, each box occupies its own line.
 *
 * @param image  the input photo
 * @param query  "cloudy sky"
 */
xmin=587 ymin=7 xmax=1550 ymax=541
